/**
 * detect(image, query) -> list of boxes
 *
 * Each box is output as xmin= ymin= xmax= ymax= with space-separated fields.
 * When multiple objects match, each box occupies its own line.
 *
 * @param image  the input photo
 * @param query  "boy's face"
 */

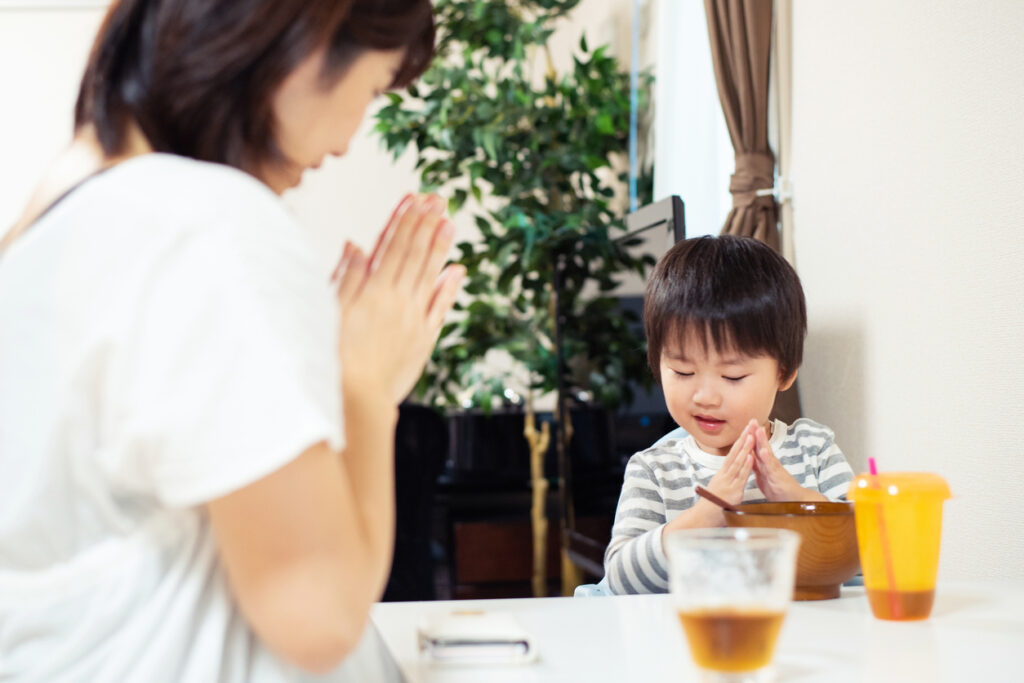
xmin=660 ymin=328 xmax=796 ymax=456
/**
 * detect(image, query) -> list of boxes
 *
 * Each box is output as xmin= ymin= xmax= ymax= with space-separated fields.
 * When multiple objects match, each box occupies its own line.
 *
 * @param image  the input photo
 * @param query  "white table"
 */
xmin=371 ymin=581 xmax=1024 ymax=682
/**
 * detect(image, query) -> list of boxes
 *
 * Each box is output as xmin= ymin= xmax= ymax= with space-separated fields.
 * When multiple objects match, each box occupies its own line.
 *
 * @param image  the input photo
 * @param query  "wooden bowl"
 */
xmin=723 ymin=501 xmax=860 ymax=600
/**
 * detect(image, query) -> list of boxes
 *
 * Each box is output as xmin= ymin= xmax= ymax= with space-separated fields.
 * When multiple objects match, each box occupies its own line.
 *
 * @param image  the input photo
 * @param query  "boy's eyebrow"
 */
xmin=663 ymin=349 xmax=747 ymax=365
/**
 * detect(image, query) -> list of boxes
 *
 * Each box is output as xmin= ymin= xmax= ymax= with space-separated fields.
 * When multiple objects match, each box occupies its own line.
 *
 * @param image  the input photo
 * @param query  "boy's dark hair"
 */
xmin=644 ymin=235 xmax=807 ymax=383
xmin=74 ymin=0 xmax=434 ymax=176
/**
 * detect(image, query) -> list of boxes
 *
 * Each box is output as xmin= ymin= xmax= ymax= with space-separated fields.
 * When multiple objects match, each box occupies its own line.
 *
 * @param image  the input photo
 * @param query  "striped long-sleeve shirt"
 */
xmin=603 ymin=418 xmax=854 ymax=595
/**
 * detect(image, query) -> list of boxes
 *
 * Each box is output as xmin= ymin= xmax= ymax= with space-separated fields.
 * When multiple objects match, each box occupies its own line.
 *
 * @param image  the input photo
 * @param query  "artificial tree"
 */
xmin=375 ymin=0 xmax=654 ymax=596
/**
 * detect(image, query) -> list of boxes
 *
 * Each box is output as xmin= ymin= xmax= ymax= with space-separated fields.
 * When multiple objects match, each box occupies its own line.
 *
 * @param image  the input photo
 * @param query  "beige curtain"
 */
xmin=705 ymin=0 xmax=801 ymax=422
xmin=704 ymin=0 xmax=779 ymax=250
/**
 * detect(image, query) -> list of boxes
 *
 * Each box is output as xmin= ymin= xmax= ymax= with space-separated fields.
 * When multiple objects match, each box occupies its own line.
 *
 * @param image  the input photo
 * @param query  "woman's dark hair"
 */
xmin=644 ymin=235 xmax=807 ymax=384
xmin=74 ymin=0 xmax=434 ymax=175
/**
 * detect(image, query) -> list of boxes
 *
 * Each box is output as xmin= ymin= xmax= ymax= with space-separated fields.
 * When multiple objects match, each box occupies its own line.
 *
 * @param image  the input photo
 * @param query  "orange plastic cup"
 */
xmin=847 ymin=472 xmax=951 ymax=621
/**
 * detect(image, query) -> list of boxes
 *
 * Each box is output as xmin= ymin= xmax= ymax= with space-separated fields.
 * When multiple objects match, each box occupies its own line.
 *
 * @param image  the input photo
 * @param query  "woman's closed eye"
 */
xmin=723 ymin=375 xmax=748 ymax=382
xmin=672 ymin=370 xmax=694 ymax=377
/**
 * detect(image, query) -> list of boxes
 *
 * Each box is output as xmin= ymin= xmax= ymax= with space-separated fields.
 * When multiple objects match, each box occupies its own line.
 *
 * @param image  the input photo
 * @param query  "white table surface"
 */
xmin=370 ymin=581 xmax=1024 ymax=682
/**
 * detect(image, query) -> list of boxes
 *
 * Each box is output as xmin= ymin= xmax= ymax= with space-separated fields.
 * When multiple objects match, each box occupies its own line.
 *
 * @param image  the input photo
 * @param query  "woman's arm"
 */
xmin=207 ymin=195 xmax=462 ymax=673
xmin=207 ymin=432 xmax=393 ymax=673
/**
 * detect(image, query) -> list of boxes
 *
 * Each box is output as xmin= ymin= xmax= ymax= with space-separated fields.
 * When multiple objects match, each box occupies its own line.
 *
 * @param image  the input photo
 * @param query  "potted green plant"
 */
xmin=375 ymin=0 xmax=655 ymax=434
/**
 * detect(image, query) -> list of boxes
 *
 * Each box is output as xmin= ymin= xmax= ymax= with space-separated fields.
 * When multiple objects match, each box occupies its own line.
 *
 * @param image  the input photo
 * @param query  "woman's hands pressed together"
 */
xmin=332 ymin=193 xmax=465 ymax=404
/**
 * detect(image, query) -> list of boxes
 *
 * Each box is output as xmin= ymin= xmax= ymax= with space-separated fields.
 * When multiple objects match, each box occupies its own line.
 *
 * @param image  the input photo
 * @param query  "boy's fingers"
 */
xmin=724 ymin=424 xmax=751 ymax=462
xmin=727 ymin=434 xmax=754 ymax=479
xmin=740 ymin=452 xmax=754 ymax=480
xmin=751 ymin=432 xmax=765 ymax=464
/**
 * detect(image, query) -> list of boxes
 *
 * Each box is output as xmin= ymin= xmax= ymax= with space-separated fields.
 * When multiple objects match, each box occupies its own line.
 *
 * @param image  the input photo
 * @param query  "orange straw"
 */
xmin=869 ymin=457 xmax=901 ymax=619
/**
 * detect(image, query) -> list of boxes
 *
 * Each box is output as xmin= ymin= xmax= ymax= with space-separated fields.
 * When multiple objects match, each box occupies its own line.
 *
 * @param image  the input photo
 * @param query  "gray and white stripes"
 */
xmin=603 ymin=418 xmax=854 ymax=595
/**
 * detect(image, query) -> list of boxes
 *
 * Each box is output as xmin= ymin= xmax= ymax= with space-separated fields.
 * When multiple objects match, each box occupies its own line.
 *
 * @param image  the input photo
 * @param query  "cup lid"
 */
xmin=848 ymin=471 xmax=951 ymax=502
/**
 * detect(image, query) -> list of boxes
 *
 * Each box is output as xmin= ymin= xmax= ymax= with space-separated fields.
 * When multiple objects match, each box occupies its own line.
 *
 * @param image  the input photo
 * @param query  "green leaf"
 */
xmin=481 ymin=131 xmax=499 ymax=161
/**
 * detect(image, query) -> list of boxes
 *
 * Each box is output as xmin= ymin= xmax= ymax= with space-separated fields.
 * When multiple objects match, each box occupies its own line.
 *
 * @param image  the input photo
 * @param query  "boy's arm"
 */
xmin=662 ymin=499 xmax=726 ymax=536
xmin=603 ymin=453 xmax=721 ymax=594
xmin=603 ymin=454 xmax=672 ymax=594
xmin=816 ymin=436 xmax=855 ymax=501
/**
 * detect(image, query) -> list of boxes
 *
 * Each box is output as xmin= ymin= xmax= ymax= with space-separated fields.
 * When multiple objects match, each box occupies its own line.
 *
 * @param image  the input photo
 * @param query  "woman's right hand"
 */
xmin=332 ymin=194 xmax=464 ymax=405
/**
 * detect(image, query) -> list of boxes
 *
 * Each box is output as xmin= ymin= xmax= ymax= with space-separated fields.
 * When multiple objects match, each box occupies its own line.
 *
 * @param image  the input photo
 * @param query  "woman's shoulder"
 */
xmin=83 ymin=154 xmax=313 ymax=264
xmin=28 ymin=153 xmax=324 ymax=309
xmin=101 ymin=153 xmax=285 ymax=220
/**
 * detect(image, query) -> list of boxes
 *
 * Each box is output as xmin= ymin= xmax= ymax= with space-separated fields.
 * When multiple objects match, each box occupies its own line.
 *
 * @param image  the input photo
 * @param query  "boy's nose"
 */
xmin=692 ymin=382 xmax=721 ymax=407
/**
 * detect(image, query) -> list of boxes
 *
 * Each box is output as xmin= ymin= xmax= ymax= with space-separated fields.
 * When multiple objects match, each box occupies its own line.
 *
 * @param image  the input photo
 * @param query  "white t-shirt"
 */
xmin=0 ymin=155 xmax=393 ymax=681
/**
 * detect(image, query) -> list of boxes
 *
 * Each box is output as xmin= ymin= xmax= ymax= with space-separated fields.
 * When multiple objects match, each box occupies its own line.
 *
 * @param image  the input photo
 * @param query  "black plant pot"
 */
xmin=445 ymin=404 xmax=616 ymax=484
xmin=384 ymin=402 xmax=449 ymax=602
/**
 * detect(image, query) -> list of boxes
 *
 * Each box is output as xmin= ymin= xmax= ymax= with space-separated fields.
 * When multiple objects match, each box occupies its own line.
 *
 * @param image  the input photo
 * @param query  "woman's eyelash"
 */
xmin=672 ymin=370 xmax=694 ymax=377
xmin=724 ymin=375 xmax=748 ymax=382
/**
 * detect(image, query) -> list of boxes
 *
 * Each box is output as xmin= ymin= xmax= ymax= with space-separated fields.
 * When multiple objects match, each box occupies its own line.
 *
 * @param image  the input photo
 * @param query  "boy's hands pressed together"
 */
xmin=751 ymin=421 xmax=828 ymax=502
xmin=663 ymin=422 xmax=757 ymax=537
xmin=706 ymin=421 xmax=757 ymax=507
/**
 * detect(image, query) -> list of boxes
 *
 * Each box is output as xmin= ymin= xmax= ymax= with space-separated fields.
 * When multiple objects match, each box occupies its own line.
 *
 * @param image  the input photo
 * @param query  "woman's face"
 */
xmin=265 ymin=46 xmax=406 ymax=194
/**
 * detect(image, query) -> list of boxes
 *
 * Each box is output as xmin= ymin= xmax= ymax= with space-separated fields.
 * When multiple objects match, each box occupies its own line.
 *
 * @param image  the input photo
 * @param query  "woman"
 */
xmin=0 ymin=0 xmax=460 ymax=680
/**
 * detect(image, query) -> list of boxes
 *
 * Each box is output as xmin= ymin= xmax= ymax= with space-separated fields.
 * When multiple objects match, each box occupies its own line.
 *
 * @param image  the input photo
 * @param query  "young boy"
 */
xmin=604 ymin=235 xmax=854 ymax=595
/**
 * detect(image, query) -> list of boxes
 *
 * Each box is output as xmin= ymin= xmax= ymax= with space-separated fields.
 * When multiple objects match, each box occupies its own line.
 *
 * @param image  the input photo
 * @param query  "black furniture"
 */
xmin=382 ymin=403 xmax=448 ymax=602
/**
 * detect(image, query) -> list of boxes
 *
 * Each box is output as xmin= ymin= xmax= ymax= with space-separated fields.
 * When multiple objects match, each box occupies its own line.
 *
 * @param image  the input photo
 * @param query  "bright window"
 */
xmin=651 ymin=0 xmax=733 ymax=238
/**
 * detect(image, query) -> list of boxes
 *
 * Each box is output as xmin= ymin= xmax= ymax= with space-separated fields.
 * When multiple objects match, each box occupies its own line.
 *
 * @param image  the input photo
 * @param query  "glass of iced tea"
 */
xmin=665 ymin=528 xmax=801 ymax=682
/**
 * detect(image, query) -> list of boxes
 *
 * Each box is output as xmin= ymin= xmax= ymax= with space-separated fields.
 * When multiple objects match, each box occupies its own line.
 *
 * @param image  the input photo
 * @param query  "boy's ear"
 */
xmin=779 ymin=369 xmax=798 ymax=392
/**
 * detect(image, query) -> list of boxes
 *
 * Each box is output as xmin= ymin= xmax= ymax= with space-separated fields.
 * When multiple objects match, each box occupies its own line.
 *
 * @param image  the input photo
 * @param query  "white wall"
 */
xmin=791 ymin=0 xmax=1024 ymax=580
xmin=0 ymin=7 xmax=107 ymax=229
